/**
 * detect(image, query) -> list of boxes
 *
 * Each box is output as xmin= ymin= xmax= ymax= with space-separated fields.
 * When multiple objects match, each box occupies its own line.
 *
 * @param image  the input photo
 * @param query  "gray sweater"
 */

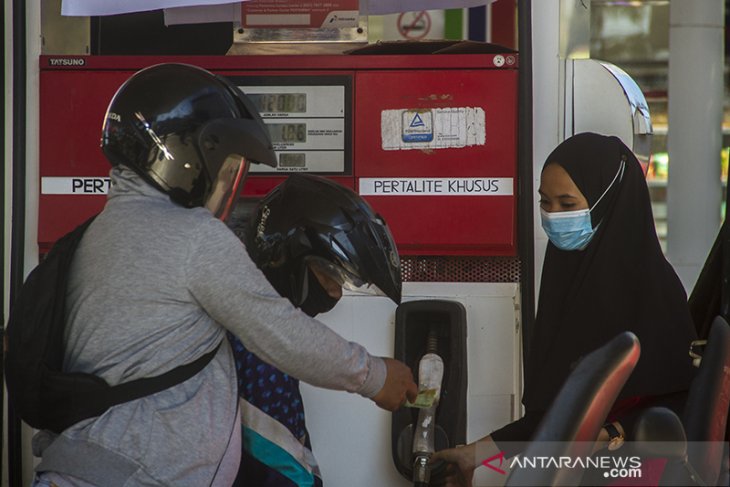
xmin=33 ymin=168 xmax=386 ymax=486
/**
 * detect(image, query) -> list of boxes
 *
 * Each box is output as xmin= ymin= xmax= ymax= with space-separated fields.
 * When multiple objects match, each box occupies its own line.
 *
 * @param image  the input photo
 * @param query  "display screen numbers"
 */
xmin=279 ymin=153 xmax=306 ymax=168
xmin=248 ymin=93 xmax=307 ymax=113
xmin=268 ymin=123 xmax=307 ymax=143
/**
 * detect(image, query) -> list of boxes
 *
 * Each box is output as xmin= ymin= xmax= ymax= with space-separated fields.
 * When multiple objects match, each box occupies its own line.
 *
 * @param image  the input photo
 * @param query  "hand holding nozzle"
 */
xmin=372 ymin=357 xmax=418 ymax=411
xmin=407 ymin=352 xmax=445 ymax=409
xmin=411 ymin=352 xmax=445 ymax=485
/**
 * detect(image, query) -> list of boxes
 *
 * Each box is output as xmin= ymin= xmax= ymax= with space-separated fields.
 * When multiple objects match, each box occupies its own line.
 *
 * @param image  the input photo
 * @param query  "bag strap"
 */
xmin=58 ymin=216 xmax=222 ymax=411
xmin=100 ymin=341 xmax=222 ymax=408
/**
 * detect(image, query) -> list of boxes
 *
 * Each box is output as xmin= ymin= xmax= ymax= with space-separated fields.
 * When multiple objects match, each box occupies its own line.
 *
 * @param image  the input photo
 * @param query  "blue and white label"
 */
xmin=402 ymin=111 xmax=434 ymax=142
xmin=382 ymin=107 xmax=486 ymax=151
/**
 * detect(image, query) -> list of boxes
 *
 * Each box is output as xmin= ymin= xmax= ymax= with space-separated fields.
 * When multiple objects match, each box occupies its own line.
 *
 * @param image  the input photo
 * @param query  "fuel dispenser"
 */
xmin=38 ymin=45 xmax=518 ymax=254
xmin=38 ymin=43 xmax=522 ymax=486
xmin=392 ymin=300 xmax=467 ymax=484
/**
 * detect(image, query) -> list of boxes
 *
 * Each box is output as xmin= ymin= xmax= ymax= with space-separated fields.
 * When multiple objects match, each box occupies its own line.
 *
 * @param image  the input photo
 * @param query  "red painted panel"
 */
xmin=39 ymin=55 xmax=518 ymax=257
xmin=40 ymin=53 xmax=518 ymax=72
xmin=354 ymin=69 xmax=518 ymax=255
xmin=39 ymin=70 xmax=135 ymax=252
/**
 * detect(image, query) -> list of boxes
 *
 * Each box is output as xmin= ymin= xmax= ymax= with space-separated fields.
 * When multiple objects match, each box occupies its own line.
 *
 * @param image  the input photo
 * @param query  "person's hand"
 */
xmin=430 ymin=443 xmax=477 ymax=487
xmin=371 ymin=357 xmax=417 ymax=411
xmin=592 ymin=425 xmax=610 ymax=455
xmin=592 ymin=421 xmax=625 ymax=455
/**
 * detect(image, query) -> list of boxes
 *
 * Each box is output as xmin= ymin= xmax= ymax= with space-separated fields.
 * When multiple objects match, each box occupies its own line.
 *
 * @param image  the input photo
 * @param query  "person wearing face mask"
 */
xmin=430 ymin=132 xmax=698 ymax=487
xmin=227 ymin=174 xmax=404 ymax=486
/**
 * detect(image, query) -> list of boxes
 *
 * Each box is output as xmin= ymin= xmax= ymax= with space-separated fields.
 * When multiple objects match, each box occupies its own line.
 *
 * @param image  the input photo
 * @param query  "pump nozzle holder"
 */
xmin=392 ymin=300 xmax=468 ymax=484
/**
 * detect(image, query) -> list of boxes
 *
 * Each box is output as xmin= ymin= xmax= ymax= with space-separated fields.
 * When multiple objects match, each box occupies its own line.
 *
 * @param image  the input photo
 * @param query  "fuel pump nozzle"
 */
xmin=411 ymin=331 xmax=444 ymax=486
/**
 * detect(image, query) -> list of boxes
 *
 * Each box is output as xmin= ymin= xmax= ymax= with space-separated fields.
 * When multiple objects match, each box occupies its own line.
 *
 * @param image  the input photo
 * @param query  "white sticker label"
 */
xmin=381 ymin=107 xmax=485 ymax=151
xmin=42 ymin=177 xmax=111 ymax=195
xmin=359 ymin=177 xmax=513 ymax=196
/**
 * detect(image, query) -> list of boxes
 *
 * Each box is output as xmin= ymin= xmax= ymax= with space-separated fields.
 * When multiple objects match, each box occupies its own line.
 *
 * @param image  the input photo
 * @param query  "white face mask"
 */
xmin=540 ymin=158 xmax=626 ymax=251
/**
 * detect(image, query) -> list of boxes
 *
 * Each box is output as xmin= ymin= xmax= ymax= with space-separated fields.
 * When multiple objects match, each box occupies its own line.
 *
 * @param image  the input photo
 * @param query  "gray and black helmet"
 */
xmin=247 ymin=174 xmax=402 ymax=306
xmin=101 ymin=63 xmax=276 ymax=210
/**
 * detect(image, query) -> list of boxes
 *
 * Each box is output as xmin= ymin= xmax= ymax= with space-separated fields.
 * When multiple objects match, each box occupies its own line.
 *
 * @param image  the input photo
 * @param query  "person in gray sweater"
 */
xmin=31 ymin=63 xmax=417 ymax=487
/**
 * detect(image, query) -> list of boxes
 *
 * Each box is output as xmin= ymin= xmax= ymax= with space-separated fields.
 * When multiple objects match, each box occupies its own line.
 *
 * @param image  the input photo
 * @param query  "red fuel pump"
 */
xmin=38 ymin=45 xmax=518 ymax=259
xmin=37 ymin=43 xmax=523 ymax=487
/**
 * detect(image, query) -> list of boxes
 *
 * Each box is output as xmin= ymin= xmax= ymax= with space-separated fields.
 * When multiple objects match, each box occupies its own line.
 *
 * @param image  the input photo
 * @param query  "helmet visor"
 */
xmin=305 ymin=256 xmax=387 ymax=298
xmin=205 ymin=155 xmax=249 ymax=221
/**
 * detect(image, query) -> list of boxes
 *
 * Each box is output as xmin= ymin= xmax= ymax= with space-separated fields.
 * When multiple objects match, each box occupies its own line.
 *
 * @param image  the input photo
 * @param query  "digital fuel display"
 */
xmin=279 ymin=153 xmax=306 ymax=168
xmin=248 ymin=93 xmax=307 ymax=114
xmin=235 ymin=80 xmax=350 ymax=174
xmin=268 ymin=123 xmax=307 ymax=143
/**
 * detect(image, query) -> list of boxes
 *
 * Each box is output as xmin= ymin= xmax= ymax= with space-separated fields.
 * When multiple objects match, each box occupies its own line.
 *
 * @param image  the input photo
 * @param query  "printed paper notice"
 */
xmin=242 ymin=0 xmax=359 ymax=28
xmin=381 ymin=107 xmax=485 ymax=151
xmin=369 ymin=0 xmax=494 ymax=15
xmin=62 ymin=0 xmax=242 ymax=17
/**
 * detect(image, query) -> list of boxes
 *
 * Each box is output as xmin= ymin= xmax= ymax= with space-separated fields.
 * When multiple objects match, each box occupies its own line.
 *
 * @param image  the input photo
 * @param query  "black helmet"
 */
xmin=247 ymin=174 xmax=402 ymax=306
xmin=101 ymin=63 xmax=276 ymax=214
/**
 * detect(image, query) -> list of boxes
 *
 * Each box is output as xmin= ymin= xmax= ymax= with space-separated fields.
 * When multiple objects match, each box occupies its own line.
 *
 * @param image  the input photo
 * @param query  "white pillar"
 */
xmin=666 ymin=0 xmax=725 ymax=291
xmin=531 ymin=0 xmax=562 ymax=295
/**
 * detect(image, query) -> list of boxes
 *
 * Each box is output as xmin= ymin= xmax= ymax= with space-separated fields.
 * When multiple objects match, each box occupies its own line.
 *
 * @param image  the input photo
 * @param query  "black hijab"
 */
xmin=522 ymin=132 xmax=698 ymax=413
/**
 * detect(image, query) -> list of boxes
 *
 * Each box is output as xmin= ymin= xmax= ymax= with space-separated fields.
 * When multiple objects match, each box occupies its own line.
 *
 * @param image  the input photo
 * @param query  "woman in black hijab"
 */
xmin=432 ymin=133 xmax=698 ymax=486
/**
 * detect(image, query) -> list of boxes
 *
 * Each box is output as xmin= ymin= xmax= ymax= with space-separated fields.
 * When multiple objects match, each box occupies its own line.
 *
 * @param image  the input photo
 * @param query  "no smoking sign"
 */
xmin=397 ymin=11 xmax=432 ymax=40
